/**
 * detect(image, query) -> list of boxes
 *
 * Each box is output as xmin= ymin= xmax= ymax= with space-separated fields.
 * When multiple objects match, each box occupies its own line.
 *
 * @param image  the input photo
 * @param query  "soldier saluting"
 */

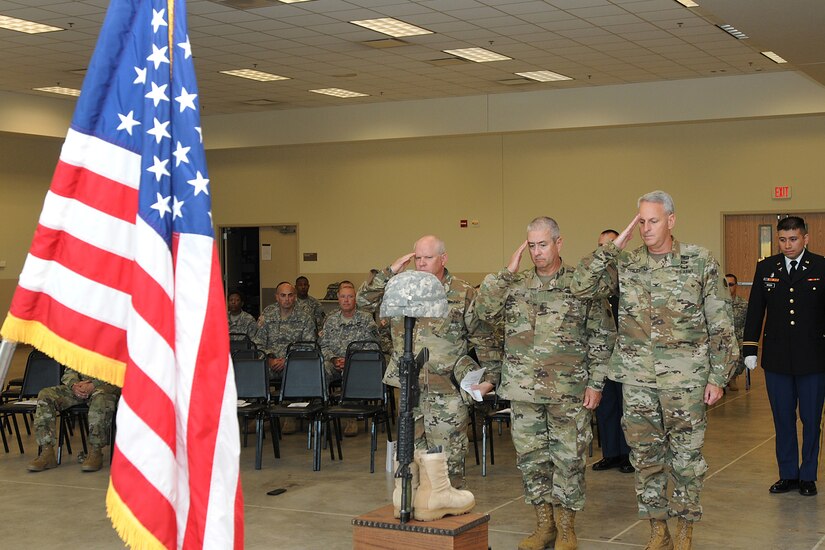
xmin=742 ymin=216 xmax=825 ymax=497
xmin=571 ymin=191 xmax=737 ymax=550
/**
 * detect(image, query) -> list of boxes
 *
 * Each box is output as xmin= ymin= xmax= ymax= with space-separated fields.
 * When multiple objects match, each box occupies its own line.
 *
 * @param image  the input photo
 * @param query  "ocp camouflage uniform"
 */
xmin=34 ymin=369 xmax=120 ymax=449
xmin=571 ymin=239 xmax=738 ymax=522
xmin=730 ymin=295 xmax=748 ymax=375
xmin=358 ymin=267 xmax=474 ymax=483
xmin=464 ymin=278 xmax=505 ymax=428
xmin=297 ymin=295 xmax=326 ymax=335
xmin=228 ymin=310 xmax=258 ymax=342
xmin=474 ymin=265 xmax=615 ymax=511
xmin=318 ymin=309 xmax=380 ymax=378
xmin=253 ymin=308 xmax=316 ymax=372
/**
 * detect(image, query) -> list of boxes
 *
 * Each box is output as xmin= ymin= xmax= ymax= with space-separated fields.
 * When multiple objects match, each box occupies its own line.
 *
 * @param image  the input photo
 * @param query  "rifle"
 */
xmin=395 ymin=315 xmax=428 ymax=524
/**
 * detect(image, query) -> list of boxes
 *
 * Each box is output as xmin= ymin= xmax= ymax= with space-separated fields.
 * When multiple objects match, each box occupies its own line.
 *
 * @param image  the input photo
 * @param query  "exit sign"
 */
xmin=772 ymin=186 xmax=792 ymax=199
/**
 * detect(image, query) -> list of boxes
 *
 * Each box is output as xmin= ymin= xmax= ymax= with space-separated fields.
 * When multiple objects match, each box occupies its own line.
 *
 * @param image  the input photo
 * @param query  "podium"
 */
xmin=352 ymin=505 xmax=489 ymax=550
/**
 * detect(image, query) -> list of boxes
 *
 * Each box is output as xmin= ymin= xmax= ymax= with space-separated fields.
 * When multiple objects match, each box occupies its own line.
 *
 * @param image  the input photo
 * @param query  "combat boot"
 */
xmin=553 ymin=506 xmax=577 ymax=550
xmin=281 ymin=417 xmax=297 ymax=435
xmin=27 ymin=445 xmax=57 ymax=472
xmin=343 ymin=418 xmax=358 ymax=437
xmin=517 ymin=503 xmax=556 ymax=550
xmin=673 ymin=518 xmax=693 ymax=550
xmin=81 ymin=446 xmax=104 ymax=472
xmin=644 ymin=519 xmax=673 ymax=550
xmin=392 ymin=453 xmax=420 ymax=519
xmin=413 ymin=447 xmax=475 ymax=521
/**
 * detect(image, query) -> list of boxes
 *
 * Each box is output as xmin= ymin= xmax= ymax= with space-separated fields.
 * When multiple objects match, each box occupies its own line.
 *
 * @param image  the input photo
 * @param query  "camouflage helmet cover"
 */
xmin=380 ymin=271 xmax=449 ymax=318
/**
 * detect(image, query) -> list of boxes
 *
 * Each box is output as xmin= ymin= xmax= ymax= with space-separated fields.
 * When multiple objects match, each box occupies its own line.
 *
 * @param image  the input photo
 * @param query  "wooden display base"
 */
xmin=352 ymin=504 xmax=489 ymax=550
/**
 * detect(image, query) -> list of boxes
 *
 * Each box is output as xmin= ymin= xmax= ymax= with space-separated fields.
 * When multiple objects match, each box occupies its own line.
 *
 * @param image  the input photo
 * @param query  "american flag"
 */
xmin=0 ymin=1 xmax=244 ymax=548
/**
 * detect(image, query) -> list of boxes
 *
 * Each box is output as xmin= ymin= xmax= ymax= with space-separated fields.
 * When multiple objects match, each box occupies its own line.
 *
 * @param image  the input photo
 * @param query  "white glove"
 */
xmin=744 ymin=356 xmax=757 ymax=371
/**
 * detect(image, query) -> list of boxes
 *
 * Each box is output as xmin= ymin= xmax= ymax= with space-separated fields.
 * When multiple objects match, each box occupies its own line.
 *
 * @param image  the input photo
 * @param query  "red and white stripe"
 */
xmin=11 ymin=128 xmax=243 ymax=548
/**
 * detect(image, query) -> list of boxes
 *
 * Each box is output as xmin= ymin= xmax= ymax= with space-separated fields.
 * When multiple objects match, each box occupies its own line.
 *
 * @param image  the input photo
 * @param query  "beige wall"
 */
xmin=0 ymin=131 xmax=62 ymax=320
xmin=209 ymin=114 xmax=825 ymax=279
xmin=2 ymin=115 xmax=825 ymax=317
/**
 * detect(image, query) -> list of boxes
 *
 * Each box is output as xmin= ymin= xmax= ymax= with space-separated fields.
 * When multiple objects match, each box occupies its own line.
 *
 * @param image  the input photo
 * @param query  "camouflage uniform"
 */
xmin=297 ymin=295 xmax=326 ymax=335
xmin=34 ymin=369 xmax=120 ymax=449
xmin=730 ymin=295 xmax=748 ymax=376
xmin=474 ymin=265 xmax=615 ymax=511
xmin=571 ymin=239 xmax=738 ymax=521
xmin=228 ymin=310 xmax=258 ymax=341
xmin=358 ymin=267 xmax=474 ymax=483
xmin=253 ymin=308 xmax=316 ymax=372
xmin=318 ymin=309 xmax=380 ymax=378
xmin=464 ymin=278 xmax=505 ymax=430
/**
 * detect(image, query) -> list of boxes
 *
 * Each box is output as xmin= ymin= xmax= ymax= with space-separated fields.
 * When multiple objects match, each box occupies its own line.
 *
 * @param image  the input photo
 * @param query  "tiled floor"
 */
xmin=1 ymin=345 xmax=823 ymax=549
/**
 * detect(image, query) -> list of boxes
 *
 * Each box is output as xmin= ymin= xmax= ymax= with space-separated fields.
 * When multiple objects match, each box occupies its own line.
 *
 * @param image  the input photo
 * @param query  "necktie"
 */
xmin=789 ymin=259 xmax=798 ymax=278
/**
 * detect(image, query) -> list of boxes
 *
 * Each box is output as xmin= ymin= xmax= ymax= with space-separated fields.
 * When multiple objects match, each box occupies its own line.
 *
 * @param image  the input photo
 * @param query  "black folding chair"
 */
xmin=229 ymin=333 xmax=257 ymax=355
xmin=0 ymin=350 xmax=63 ymax=454
xmin=480 ymin=395 xmax=511 ymax=477
xmin=268 ymin=342 xmax=336 ymax=471
xmin=233 ymin=351 xmax=276 ymax=470
xmin=324 ymin=341 xmax=391 ymax=473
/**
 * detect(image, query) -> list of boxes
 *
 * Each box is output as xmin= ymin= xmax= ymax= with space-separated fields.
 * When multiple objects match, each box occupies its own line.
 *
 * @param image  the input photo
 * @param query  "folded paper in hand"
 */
xmin=460 ymin=367 xmax=486 ymax=402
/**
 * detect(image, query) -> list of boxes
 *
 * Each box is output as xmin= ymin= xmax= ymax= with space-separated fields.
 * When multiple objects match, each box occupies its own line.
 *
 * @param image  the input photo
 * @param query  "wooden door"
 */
xmin=724 ymin=212 xmax=825 ymax=301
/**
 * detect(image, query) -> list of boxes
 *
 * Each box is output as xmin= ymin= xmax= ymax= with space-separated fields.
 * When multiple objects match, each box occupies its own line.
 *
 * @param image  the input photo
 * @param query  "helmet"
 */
xmin=380 ymin=271 xmax=448 ymax=318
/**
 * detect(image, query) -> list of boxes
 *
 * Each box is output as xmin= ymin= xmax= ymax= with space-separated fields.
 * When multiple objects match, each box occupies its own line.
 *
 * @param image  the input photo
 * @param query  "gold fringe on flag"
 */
xmin=107 ymin=482 xmax=168 ymax=550
xmin=0 ymin=314 xmax=126 ymax=387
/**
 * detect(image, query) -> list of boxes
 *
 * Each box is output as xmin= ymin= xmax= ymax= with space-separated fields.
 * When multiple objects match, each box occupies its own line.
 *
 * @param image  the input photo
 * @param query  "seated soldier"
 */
xmin=27 ymin=368 xmax=120 ymax=473
xmin=295 ymin=276 xmax=326 ymax=335
xmin=254 ymin=281 xmax=316 ymax=434
xmin=318 ymin=281 xmax=379 ymax=437
xmin=228 ymin=289 xmax=258 ymax=343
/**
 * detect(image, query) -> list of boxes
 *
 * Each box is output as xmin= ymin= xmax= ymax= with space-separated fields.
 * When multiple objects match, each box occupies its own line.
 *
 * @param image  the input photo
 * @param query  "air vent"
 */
xmin=362 ymin=38 xmax=409 ymax=49
xmin=497 ymin=78 xmax=533 ymax=86
xmin=427 ymin=57 xmax=469 ymax=67
xmin=243 ymin=99 xmax=281 ymax=106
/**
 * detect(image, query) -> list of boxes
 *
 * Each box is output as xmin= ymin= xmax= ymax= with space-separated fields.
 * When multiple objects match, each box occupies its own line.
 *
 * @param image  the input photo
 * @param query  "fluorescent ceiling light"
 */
xmin=674 ymin=0 xmax=699 ymax=7
xmin=443 ymin=48 xmax=511 ymax=63
xmin=515 ymin=70 xmax=573 ymax=82
xmin=33 ymin=86 xmax=80 ymax=97
xmin=761 ymin=51 xmax=788 ymax=64
xmin=718 ymin=24 xmax=748 ymax=39
xmin=309 ymin=88 xmax=368 ymax=98
xmin=350 ymin=18 xmax=432 ymax=38
xmin=0 ymin=15 xmax=63 ymax=34
xmin=220 ymin=69 xmax=289 ymax=82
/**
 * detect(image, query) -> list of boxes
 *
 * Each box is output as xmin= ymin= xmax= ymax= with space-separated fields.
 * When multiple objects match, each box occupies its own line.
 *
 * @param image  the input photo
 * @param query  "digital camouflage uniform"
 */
xmin=358 ymin=267 xmax=474 ymax=483
xmin=253 ymin=308 xmax=316 ymax=373
xmin=318 ymin=309 xmax=380 ymax=378
xmin=34 ymin=369 xmax=120 ymax=449
xmin=730 ymin=294 xmax=748 ymax=376
xmin=571 ymin=239 xmax=738 ymax=522
xmin=228 ymin=310 xmax=258 ymax=342
xmin=474 ymin=265 xmax=615 ymax=511
xmin=296 ymin=295 xmax=326 ymax=335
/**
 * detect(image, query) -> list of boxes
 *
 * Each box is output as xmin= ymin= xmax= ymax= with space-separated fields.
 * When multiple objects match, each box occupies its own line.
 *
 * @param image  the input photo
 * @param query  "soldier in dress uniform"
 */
xmin=572 ymin=191 xmax=737 ymax=550
xmin=742 ymin=216 xmax=825 ymax=497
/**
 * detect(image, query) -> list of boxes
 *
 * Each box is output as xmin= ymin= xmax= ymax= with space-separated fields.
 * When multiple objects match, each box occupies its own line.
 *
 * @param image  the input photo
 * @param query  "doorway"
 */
xmin=220 ymin=225 xmax=299 ymax=318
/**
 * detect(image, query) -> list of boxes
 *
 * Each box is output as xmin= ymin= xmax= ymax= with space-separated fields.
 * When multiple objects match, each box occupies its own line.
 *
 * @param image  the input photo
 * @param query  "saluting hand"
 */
xmin=390 ymin=252 xmax=415 ymax=275
xmin=507 ymin=240 xmax=529 ymax=273
xmin=614 ymin=214 xmax=641 ymax=250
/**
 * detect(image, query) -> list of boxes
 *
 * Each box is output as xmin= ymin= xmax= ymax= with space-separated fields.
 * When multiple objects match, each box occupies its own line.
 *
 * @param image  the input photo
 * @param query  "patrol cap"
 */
xmin=380 ymin=271 xmax=448 ymax=318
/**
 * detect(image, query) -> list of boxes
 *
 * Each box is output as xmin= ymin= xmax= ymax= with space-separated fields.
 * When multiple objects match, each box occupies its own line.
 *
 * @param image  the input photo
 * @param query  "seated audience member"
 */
xmin=318 ymin=281 xmax=379 ymax=436
xmin=228 ymin=289 xmax=258 ymax=343
xmin=295 ymin=275 xmax=326 ymax=335
xmin=27 ymin=369 xmax=120 ymax=473
xmin=254 ymin=281 xmax=316 ymax=434
xmin=724 ymin=273 xmax=748 ymax=391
